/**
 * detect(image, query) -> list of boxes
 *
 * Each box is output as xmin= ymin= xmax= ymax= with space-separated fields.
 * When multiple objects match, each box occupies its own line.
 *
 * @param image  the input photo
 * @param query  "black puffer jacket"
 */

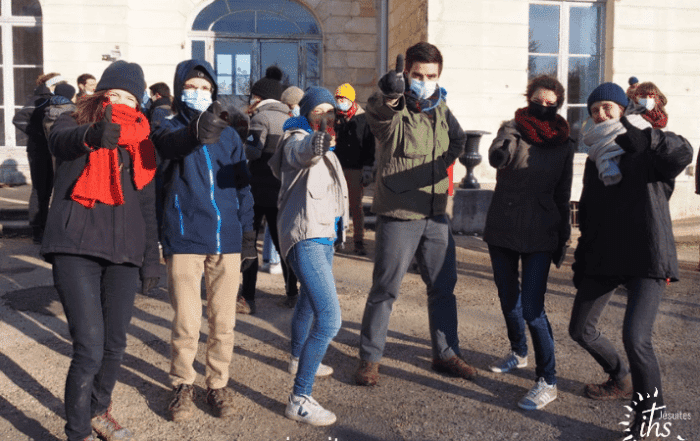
xmin=334 ymin=106 xmax=375 ymax=170
xmin=40 ymin=112 xmax=160 ymax=278
xmin=12 ymin=85 xmax=52 ymax=154
xmin=573 ymin=116 xmax=693 ymax=282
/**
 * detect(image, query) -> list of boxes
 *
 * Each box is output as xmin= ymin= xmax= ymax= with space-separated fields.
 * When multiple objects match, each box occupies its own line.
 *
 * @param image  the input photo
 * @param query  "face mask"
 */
xmin=638 ymin=97 xmax=655 ymax=111
xmin=337 ymin=100 xmax=352 ymax=111
xmin=409 ymin=78 xmax=438 ymax=100
xmin=85 ymin=90 xmax=94 ymax=96
xmin=181 ymin=89 xmax=212 ymax=113
xmin=529 ymin=101 xmax=558 ymax=120
xmin=291 ymin=106 xmax=300 ymax=117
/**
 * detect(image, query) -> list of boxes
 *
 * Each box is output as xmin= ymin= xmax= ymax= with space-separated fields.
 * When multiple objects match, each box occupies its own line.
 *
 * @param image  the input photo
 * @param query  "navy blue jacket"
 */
xmin=151 ymin=59 xmax=254 ymax=256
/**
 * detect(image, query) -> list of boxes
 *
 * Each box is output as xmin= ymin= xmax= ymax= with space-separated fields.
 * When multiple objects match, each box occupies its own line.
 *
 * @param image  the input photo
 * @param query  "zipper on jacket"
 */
xmin=202 ymin=146 xmax=222 ymax=254
xmin=174 ymin=194 xmax=184 ymax=236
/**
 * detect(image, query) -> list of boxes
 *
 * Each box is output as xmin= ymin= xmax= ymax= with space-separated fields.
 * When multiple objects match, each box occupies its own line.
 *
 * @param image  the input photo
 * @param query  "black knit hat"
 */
xmin=54 ymin=83 xmax=76 ymax=100
xmin=96 ymin=60 xmax=146 ymax=104
xmin=251 ymin=67 xmax=283 ymax=101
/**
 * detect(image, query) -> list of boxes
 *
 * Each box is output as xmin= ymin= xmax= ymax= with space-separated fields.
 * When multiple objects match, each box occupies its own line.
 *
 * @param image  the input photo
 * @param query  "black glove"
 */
xmin=194 ymin=101 xmax=228 ymax=145
xmin=85 ymin=104 xmax=120 ymax=149
xmin=378 ymin=54 xmax=405 ymax=99
xmin=240 ymin=230 xmax=257 ymax=272
xmin=489 ymin=139 xmax=511 ymax=168
xmin=615 ymin=116 xmax=651 ymax=154
xmin=140 ymin=276 xmax=159 ymax=295
xmin=311 ymin=119 xmax=332 ymax=156
xmin=552 ymin=244 xmax=568 ymax=269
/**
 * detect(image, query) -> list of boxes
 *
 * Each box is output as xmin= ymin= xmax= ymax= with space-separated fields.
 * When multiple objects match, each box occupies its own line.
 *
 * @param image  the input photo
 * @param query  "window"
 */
xmin=529 ymin=1 xmax=605 ymax=150
xmin=190 ymin=0 xmax=322 ymax=100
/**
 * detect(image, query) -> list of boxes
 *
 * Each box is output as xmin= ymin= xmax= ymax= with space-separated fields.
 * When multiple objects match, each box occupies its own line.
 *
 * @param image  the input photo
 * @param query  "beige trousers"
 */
xmin=167 ymin=253 xmax=240 ymax=389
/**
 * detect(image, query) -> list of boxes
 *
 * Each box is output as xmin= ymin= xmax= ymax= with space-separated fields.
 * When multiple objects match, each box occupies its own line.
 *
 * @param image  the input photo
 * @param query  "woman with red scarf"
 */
xmin=41 ymin=61 xmax=158 ymax=441
xmin=482 ymin=75 xmax=574 ymax=410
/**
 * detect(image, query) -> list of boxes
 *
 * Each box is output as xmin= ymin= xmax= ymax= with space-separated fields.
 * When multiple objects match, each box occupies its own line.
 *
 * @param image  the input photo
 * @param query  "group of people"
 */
xmin=20 ymin=38 xmax=692 ymax=441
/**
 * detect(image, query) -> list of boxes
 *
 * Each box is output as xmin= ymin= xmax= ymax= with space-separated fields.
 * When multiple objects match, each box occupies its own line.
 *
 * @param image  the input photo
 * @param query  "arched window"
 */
xmin=190 ymin=0 xmax=321 ymax=98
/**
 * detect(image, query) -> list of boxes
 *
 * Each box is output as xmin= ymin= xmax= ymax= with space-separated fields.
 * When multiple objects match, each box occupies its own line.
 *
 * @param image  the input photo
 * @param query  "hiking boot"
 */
xmin=82 ymin=436 xmax=96 ymax=441
xmin=432 ymin=355 xmax=478 ymax=380
xmin=168 ymin=384 xmax=195 ymax=422
xmin=354 ymin=241 xmax=367 ymax=256
xmin=288 ymin=356 xmax=334 ymax=377
xmin=280 ymin=295 xmax=298 ymax=309
xmin=489 ymin=352 xmax=528 ymax=373
xmin=206 ymin=387 xmax=237 ymax=418
xmin=353 ymin=360 xmax=380 ymax=386
xmin=90 ymin=404 xmax=135 ymax=441
xmin=584 ymin=375 xmax=633 ymax=400
xmin=518 ymin=377 xmax=558 ymax=410
xmin=285 ymin=393 xmax=337 ymax=426
xmin=236 ymin=296 xmax=251 ymax=314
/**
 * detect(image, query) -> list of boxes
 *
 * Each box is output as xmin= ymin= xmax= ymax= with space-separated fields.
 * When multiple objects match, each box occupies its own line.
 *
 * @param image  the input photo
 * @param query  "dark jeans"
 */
xmin=53 ymin=254 xmax=139 ymax=441
xmin=359 ymin=215 xmax=459 ymax=362
xmin=241 ymin=204 xmax=298 ymax=301
xmin=27 ymin=146 xmax=54 ymax=239
xmin=569 ymin=276 xmax=664 ymax=412
xmin=488 ymin=245 xmax=556 ymax=384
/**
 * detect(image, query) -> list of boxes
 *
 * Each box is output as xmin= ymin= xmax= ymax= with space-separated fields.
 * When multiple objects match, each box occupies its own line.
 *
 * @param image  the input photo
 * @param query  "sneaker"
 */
xmin=168 ymin=384 xmax=195 ymax=422
xmin=288 ymin=356 xmax=334 ymax=377
xmin=518 ymin=377 xmax=557 ymax=410
xmin=82 ymin=436 xmax=96 ymax=441
xmin=353 ymin=360 xmax=380 ymax=386
xmin=268 ymin=262 xmax=283 ymax=274
xmin=90 ymin=404 xmax=135 ymax=441
xmin=354 ymin=241 xmax=367 ymax=256
xmin=584 ymin=375 xmax=633 ymax=401
xmin=206 ymin=387 xmax=237 ymax=418
xmin=285 ymin=393 xmax=336 ymax=426
xmin=236 ymin=295 xmax=251 ymax=314
xmin=489 ymin=352 xmax=528 ymax=373
xmin=431 ymin=355 xmax=478 ymax=380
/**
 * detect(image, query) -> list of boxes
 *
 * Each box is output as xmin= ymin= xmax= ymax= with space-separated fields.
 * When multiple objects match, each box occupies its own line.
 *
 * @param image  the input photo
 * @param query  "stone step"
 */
xmin=0 ymin=207 xmax=29 ymax=221
xmin=0 ymin=219 xmax=32 ymax=237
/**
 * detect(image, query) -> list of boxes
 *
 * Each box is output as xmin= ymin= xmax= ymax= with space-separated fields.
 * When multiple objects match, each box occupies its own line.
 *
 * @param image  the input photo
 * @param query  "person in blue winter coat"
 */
xmin=151 ymin=59 xmax=255 ymax=423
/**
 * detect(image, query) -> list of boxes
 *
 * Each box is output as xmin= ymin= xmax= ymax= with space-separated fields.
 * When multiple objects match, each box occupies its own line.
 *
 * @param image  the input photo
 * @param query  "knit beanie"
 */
xmin=54 ymin=83 xmax=76 ymax=100
xmin=96 ymin=60 xmax=146 ymax=104
xmin=299 ymin=86 xmax=337 ymax=118
xmin=628 ymin=76 xmax=639 ymax=86
xmin=335 ymin=83 xmax=356 ymax=102
xmin=280 ymin=86 xmax=304 ymax=108
xmin=251 ymin=66 xmax=283 ymax=101
xmin=587 ymin=82 xmax=628 ymax=115
xmin=185 ymin=66 xmax=214 ymax=86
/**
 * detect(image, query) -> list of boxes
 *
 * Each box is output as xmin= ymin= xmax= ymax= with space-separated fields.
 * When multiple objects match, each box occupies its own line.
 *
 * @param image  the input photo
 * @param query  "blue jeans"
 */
xmin=287 ymin=240 xmax=341 ymax=396
xmin=488 ymin=245 xmax=556 ymax=385
xmin=359 ymin=215 xmax=459 ymax=362
xmin=262 ymin=225 xmax=280 ymax=265
xmin=52 ymin=254 xmax=139 ymax=441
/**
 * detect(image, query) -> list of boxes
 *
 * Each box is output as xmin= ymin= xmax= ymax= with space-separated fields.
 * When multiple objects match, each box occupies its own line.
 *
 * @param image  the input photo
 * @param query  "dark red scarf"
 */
xmin=336 ymin=101 xmax=358 ymax=120
xmin=642 ymin=107 xmax=668 ymax=128
xmin=71 ymin=102 xmax=156 ymax=208
xmin=515 ymin=107 xmax=570 ymax=147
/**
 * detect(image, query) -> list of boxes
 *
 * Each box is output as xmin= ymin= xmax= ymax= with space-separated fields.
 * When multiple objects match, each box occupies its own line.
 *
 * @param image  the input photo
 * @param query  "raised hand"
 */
xmin=85 ymin=104 xmax=121 ymax=149
xmin=311 ymin=119 xmax=332 ymax=156
xmin=196 ymin=101 xmax=228 ymax=145
xmin=615 ymin=116 xmax=651 ymax=154
xmin=378 ymin=54 xmax=405 ymax=99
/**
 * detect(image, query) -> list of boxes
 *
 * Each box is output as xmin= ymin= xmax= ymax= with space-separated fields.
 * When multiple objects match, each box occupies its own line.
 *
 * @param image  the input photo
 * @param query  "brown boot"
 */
xmin=90 ymin=403 xmax=135 ymax=441
xmin=585 ymin=375 xmax=633 ymax=400
xmin=236 ymin=295 xmax=251 ymax=314
xmin=431 ymin=355 xmax=478 ymax=380
xmin=168 ymin=384 xmax=196 ymax=422
xmin=206 ymin=387 xmax=237 ymax=418
xmin=353 ymin=360 xmax=380 ymax=386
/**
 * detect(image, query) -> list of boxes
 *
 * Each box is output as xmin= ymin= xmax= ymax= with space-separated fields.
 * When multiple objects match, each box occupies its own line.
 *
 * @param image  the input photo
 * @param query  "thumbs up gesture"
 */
xmin=85 ymin=104 xmax=121 ymax=149
xmin=195 ymin=101 xmax=228 ymax=145
xmin=311 ymin=119 xmax=332 ymax=156
xmin=378 ymin=54 xmax=405 ymax=99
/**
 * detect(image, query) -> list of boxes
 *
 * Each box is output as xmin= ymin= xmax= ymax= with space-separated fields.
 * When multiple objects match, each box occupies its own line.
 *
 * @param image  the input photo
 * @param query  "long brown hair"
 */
xmin=73 ymin=90 xmax=110 ymax=125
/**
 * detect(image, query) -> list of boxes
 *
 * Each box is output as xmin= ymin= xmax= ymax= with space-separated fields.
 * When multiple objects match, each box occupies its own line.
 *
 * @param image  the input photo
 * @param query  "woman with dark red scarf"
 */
xmin=631 ymin=81 xmax=668 ymax=129
xmin=482 ymin=75 xmax=574 ymax=410
xmin=41 ymin=60 xmax=158 ymax=441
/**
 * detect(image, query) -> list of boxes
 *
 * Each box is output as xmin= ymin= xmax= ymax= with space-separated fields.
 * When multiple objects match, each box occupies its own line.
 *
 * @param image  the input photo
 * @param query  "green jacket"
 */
xmin=366 ymin=91 xmax=466 ymax=220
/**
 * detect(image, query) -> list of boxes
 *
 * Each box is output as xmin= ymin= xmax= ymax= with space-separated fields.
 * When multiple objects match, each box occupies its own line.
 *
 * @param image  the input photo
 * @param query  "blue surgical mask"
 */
xmin=291 ymin=106 xmax=300 ymax=117
xmin=337 ymin=101 xmax=352 ymax=111
xmin=638 ymin=97 xmax=655 ymax=111
xmin=181 ymin=89 xmax=213 ymax=112
xmin=409 ymin=78 xmax=438 ymax=100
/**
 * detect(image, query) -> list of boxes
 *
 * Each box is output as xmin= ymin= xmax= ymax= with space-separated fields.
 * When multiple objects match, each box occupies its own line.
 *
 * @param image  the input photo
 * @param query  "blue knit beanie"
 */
xmin=299 ymin=86 xmax=337 ymax=119
xmin=587 ymin=82 xmax=628 ymax=115
xmin=96 ymin=60 xmax=146 ymax=104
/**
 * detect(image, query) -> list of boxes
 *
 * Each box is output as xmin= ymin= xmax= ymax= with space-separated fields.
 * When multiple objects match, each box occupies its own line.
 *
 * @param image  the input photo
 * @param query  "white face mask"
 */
xmin=409 ymin=78 xmax=438 ymax=100
xmin=638 ymin=97 xmax=655 ymax=111
xmin=291 ymin=106 xmax=300 ymax=117
xmin=181 ymin=89 xmax=212 ymax=112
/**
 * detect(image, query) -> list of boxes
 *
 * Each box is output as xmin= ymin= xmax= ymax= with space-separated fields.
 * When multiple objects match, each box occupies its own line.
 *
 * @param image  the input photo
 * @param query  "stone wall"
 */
xmin=388 ymin=0 xmax=428 ymax=67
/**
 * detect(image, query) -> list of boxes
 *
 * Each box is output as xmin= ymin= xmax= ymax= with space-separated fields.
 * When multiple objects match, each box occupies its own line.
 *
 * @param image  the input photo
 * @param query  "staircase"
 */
xmin=0 ymin=184 xmax=32 ymax=238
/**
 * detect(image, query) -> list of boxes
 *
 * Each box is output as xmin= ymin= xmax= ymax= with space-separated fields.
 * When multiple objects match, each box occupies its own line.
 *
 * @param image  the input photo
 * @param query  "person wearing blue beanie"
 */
xmin=586 ymin=82 xmax=628 ymax=116
xmin=299 ymin=86 xmax=337 ymax=119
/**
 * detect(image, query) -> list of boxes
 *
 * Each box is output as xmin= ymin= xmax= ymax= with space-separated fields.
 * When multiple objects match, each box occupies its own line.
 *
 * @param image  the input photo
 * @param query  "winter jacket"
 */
xmin=483 ymin=119 xmax=574 ymax=253
xmin=365 ymin=91 xmax=465 ymax=220
xmin=12 ymin=85 xmax=52 ymax=154
xmin=151 ymin=59 xmax=254 ymax=256
xmin=268 ymin=120 xmax=349 ymax=259
xmin=42 ymin=95 xmax=77 ymax=139
xmin=147 ymin=96 xmax=172 ymax=128
xmin=40 ymin=112 xmax=160 ymax=278
xmin=573 ymin=113 xmax=693 ymax=283
xmin=245 ymin=100 xmax=289 ymax=207
xmin=333 ymin=106 xmax=376 ymax=170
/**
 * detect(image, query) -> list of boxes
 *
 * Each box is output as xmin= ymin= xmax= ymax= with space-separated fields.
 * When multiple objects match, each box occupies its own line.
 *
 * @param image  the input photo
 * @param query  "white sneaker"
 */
xmin=285 ymin=393 xmax=337 ymax=426
xmin=268 ymin=262 xmax=282 ymax=274
xmin=490 ymin=352 xmax=528 ymax=373
xmin=288 ymin=356 xmax=334 ymax=377
xmin=518 ymin=377 xmax=557 ymax=410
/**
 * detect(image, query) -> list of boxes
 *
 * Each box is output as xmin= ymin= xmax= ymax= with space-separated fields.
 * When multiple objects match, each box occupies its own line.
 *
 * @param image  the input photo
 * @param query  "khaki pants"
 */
xmin=167 ymin=253 xmax=240 ymax=389
xmin=343 ymin=168 xmax=364 ymax=243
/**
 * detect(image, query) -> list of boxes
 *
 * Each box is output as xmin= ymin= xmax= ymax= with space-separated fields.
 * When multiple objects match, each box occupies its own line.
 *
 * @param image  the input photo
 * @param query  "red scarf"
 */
xmin=642 ymin=107 xmax=667 ymax=129
xmin=336 ymin=101 xmax=358 ymax=120
xmin=514 ymin=107 xmax=570 ymax=147
xmin=71 ymin=103 xmax=156 ymax=208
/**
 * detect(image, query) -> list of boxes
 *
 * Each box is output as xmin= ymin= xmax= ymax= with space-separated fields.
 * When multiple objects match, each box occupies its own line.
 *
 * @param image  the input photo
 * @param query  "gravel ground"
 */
xmin=1 ymin=229 xmax=699 ymax=441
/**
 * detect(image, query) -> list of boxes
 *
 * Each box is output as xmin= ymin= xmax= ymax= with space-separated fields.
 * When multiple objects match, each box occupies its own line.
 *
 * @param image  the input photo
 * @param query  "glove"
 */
xmin=85 ymin=104 xmax=120 ymax=149
xmin=378 ymin=54 xmax=405 ymax=99
xmin=311 ymin=119 xmax=332 ymax=156
xmin=552 ymin=244 xmax=568 ymax=269
xmin=140 ymin=277 xmax=159 ymax=295
xmin=614 ymin=116 xmax=651 ymax=154
xmin=489 ymin=139 xmax=510 ymax=168
xmin=240 ymin=230 xmax=257 ymax=272
xmin=194 ymin=101 xmax=228 ymax=145
xmin=361 ymin=165 xmax=374 ymax=187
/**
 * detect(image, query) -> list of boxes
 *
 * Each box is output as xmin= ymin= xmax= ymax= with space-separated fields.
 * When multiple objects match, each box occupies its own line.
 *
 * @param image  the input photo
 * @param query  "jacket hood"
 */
xmin=173 ymin=59 xmax=217 ymax=122
xmin=254 ymin=100 xmax=290 ymax=115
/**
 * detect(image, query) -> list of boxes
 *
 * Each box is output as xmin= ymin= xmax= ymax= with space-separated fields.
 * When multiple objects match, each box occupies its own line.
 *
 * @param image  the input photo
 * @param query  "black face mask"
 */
xmin=529 ymin=101 xmax=558 ymax=120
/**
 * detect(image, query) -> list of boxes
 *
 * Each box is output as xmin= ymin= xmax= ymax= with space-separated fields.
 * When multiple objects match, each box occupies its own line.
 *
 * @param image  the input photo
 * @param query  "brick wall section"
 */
xmin=388 ymin=0 xmax=427 ymax=69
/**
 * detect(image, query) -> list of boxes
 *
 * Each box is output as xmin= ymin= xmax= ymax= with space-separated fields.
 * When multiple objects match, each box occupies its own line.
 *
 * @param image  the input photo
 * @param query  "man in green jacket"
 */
xmin=354 ymin=42 xmax=475 ymax=386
